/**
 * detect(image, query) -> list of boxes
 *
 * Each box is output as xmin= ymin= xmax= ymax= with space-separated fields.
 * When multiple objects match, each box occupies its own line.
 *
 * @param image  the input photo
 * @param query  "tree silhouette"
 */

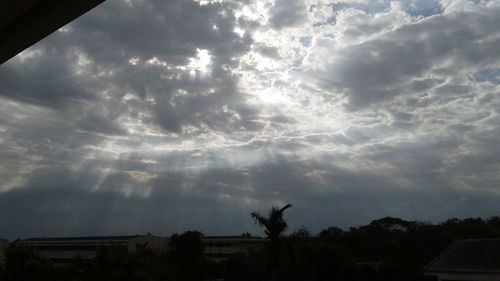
xmin=168 ymin=231 xmax=207 ymax=281
xmin=251 ymin=204 xmax=292 ymax=281
xmin=251 ymin=204 xmax=292 ymax=241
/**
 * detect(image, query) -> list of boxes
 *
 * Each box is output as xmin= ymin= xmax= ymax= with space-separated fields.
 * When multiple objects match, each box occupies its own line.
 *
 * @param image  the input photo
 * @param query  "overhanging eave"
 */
xmin=0 ymin=0 xmax=106 ymax=64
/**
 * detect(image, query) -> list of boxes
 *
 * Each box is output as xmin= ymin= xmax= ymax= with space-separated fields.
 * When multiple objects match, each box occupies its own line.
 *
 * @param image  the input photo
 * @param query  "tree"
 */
xmin=251 ymin=204 xmax=293 ymax=241
xmin=2 ymin=242 xmax=54 ymax=281
xmin=318 ymin=227 xmax=344 ymax=242
xmin=370 ymin=217 xmax=411 ymax=232
xmin=289 ymin=227 xmax=311 ymax=243
xmin=251 ymin=204 xmax=292 ymax=281
xmin=167 ymin=231 xmax=207 ymax=281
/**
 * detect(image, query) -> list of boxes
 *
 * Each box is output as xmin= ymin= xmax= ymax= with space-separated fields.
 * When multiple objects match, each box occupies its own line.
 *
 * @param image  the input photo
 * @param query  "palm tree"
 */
xmin=251 ymin=204 xmax=292 ymax=281
xmin=251 ymin=204 xmax=293 ymax=241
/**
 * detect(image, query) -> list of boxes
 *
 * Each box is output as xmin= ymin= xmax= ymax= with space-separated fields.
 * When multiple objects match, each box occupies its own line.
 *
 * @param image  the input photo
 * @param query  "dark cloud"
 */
xmin=0 ymin=50 xmax=95 ymax=108
xmin=0 ymin=0 xmax=499 ymax=240
xmin=67 ymin=0 xmax=248 ymax=65
xmin=256 ymin=45 xmax=281 ymax=58
xmin=2 ymin=147 xmax=500 ymax=239
xmin=269 ymin=0 xmax=307 ymax=29
xmin=1 ymin=0 xmax=257 ymax=135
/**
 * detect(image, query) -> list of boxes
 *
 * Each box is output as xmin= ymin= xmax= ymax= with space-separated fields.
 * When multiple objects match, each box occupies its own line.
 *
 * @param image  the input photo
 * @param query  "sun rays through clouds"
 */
xmin=0 ymin=0 xmax=499 ymax=238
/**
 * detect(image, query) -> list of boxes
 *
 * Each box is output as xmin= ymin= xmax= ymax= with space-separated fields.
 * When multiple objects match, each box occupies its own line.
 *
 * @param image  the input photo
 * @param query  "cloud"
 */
xmin=303 ymin=2 xmax=500 ymax=109
xmin=1 ymin=0 xmax=257 ymax=135
xmin=268 ymin=0 xmax=307 ymax=29
xmin=0 ymin=0 xmax=499 ymax=239
xmin=2 ymin=144 xmax=500 ymax=239
xmin=0 ymin=49 xmax=96 ymax=108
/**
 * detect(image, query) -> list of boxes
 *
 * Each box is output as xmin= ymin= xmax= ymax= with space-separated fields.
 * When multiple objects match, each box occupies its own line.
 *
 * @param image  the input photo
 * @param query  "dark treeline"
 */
xmin=3 ymin=216 xmax=500 ymax=281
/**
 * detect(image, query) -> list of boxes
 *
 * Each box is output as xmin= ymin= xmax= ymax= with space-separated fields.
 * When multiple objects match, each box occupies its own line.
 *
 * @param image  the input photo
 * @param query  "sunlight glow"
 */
xmin=146 ymin=57 xmax=169 ymax=67
xmin=253 ymin=88 xmax=291 ymax=104
xmin=197 ymin=0 xmax=225 ymax=5
xmin=234 ymin=27 xmax=245 ymax=37
xmin=188 ymin=49 xmax=212 ymax=77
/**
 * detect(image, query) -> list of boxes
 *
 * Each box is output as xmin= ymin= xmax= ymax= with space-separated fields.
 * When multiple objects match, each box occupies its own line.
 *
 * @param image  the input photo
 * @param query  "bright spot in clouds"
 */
xmin=0 ymin=0 xmax=499 ymax=239
xmin=188 ymin=49 xmax=212 ymax=76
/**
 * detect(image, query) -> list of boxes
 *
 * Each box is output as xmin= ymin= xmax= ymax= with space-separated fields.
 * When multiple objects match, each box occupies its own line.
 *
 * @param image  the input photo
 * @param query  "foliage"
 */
xmin=167 ymin=231 xmax=208 ymax=281
xmin=251 ymin=204 xmax=293 ymax=281
xmin=3 ymin=216 xmax=500 ymax=281
xmin=251 ymin=204 xmax=292 ymax=241
xmin=1 ymin=242 xmax=56 ymax=281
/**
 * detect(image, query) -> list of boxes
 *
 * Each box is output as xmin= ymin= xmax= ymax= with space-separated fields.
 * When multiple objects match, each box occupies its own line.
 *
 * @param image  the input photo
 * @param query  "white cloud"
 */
xmin=0 ymin=0 xmax=499 ymax=238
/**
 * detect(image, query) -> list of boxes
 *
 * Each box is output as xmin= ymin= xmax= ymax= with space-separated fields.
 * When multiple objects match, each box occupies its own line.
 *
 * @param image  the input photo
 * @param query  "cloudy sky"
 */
xmin=0 ymin=0 xmax=499 ymax=239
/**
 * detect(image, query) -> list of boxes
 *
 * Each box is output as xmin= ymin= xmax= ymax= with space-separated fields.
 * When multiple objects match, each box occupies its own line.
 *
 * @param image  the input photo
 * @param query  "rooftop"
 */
xmin=425 ymin=239 xmax=500 ymax=274
xmin=23 ymin=235 xmax=153 ymax=241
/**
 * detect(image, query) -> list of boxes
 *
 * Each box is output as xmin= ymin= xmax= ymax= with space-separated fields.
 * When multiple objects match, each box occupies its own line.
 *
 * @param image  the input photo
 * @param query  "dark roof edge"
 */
xmin=202 ymin=236 xmax=267 ymax=239
xmin=23 ymin=234 xmax=161 ymax=241
xmin=0 ymin=0 xmax=106 ymax=65
xmin=22 ymin=235 xmax=267 ymax=241
xmin=425 ymin=269 xmax=500 ymax=275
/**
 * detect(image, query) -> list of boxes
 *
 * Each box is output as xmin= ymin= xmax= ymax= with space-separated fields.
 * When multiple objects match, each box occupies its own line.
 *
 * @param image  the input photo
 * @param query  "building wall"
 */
xmin=22 ymin=236 xmax=149 ymax=260
xmin=202 ymin=237 xmax=268 ymax=263
xmin=128 ymin=235 xmax=168 ymax=253
xmin=19 ymin=235 xmax=267 ymax=263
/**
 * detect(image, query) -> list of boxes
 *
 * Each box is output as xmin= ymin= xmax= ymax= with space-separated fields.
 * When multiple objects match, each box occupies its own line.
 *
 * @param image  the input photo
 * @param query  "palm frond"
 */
xmin=279 ymin=204 xmax=292 ymax=214
xmin=251 ymin=212 xmax=270 ymax=229
xmin=252 ymin=204 xmax=293 ymax=239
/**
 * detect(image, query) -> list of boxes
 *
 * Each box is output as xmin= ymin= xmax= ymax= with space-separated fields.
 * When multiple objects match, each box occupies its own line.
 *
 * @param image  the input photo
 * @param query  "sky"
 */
xmin=0 ymin=0 xmax=499 ymax=240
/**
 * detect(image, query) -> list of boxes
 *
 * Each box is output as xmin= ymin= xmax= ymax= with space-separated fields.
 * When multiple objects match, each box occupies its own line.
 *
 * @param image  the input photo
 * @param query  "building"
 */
xmin=202 ymin=236 xmax=268 ymax=263
xmin=424 ymin=239 xmax=500 ymax=281
xmin=21 ymin=234 xmax=166 ymax=262
xmin=20 ymin=235 xmax=268 ymax=263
